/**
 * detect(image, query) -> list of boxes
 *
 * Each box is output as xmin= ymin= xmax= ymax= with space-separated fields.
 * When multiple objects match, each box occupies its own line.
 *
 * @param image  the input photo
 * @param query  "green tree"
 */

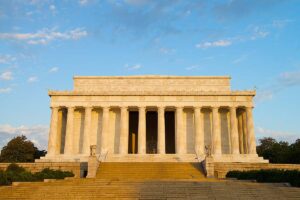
xmin=0 ymin=135 xmax=46 ymax=163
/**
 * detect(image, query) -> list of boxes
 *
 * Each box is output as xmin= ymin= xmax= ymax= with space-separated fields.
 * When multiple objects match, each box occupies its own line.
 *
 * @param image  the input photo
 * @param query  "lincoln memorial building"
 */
xmin=41 ymin=76 xmax=266 ymax=163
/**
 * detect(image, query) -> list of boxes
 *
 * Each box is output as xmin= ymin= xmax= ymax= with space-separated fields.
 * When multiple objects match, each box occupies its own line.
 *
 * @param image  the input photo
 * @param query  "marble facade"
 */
xmin=41 ymin=76 xmax=266 ymax=163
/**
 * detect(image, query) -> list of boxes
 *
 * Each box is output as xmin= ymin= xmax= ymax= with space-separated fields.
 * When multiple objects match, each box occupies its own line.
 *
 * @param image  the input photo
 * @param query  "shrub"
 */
xmin=0 ymin=170 xmax=9 ymax=186
xmin=226 ymin=169 xmax=300 ymax=187
xmin=6 ymin=163 xmax=26 ymax=173
xmin=0 ymin=164 xmax=74 ymax=186
xmin=34 ymin=168 xmax=74 ymax=180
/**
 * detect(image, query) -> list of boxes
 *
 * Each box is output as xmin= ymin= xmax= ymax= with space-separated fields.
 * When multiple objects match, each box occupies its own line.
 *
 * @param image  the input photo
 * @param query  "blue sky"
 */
xmin=0 ymin=0 xmax=300 ymax=150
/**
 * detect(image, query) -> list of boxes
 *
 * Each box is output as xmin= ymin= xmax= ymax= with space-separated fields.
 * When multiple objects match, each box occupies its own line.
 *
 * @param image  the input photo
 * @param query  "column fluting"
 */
xmin=47 ymin=106 xmax=59 ymax=156
xmin=212 ymin=106 xmax=221 ymax=155
xmin=138 ymin=106 xmax=146 ymax=154
xmin=157 ymin=106 xmax=165 ymax=154
xmin=246 ymin=107 xmax=257 ymax=154
xmin=176 ymin=106 xmax=185 ymax=154
xmin=119 ymin=106 xmax=129 ymax=154
xmin=82 ymin=106 xmax=92 ymax=154
xmin=101 ymin=107 xmax=110 ymax=154
xmin=230 ymin=107 xmax=240 ymax=154
xmin=194 ymin=107 xmax=204 ymax=155
xmin=64 ymin=106 xmax=75 ymax=155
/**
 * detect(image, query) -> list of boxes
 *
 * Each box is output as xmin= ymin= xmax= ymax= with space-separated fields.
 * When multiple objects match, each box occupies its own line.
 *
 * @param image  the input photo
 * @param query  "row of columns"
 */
xmin=47 ymin=106 xmax=257 ymax=156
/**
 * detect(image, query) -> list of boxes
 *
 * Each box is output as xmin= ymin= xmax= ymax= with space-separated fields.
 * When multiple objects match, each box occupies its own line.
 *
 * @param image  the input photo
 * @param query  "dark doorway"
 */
xmin=146 ymin=111 xmax=158 ymax=154
xmin=165 ymin=111 xmax=175 ymax=154
xmin=128 ymin=111 xmax=138 ymax=154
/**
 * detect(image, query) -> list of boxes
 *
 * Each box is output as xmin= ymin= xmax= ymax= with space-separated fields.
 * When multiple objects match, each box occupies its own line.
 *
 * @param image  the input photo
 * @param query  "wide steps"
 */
xmin=1 ymin=179 xmax=300 ymax=199
xmin=96 ymin=162 xmax=206 ymax=180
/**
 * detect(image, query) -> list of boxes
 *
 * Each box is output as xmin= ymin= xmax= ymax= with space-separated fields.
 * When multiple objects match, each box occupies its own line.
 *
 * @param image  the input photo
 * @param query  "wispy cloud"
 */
xmin=250 ymin=26 xmax=269 ymax=40
xmin=125 ymin=64 xmax=142 ymax=70
xmin=256 ymin=126 xmax=299 ymax=143
xmin=185 ymin=65 xmax=201 ymax=71
xmin=255 ymin=70 xmax=300 ymax=103
xmin=0 ymin=71 xmax=13 ymax=80
xmin=0 ymin=28 xmax=87 ymax=45
xmin=79 ymin=0 xmax=90 ymax=6
xmin=232 ymin=54 xmax=248 ymax=64
xmin=0 ymin=87 xmax=12 ymax=94
xmin=49 ymin=67 xmax=59 ymax=73
xmin=0 ymin=54 xmax=16 ymax=64
xmin=272 ymin=19 xmax=293 ymax=28
xmin=28 ymin=76 xmax=38 ymax=83
xmin=196 ymin=39 xmax=232 ymax=49
xmin=49 ymin=4 xmax=56 ymax=15
xmin=0 ymin=124 xmax=48 ymax=150
xmin=159 ymin=47 xmax=175 ymax=54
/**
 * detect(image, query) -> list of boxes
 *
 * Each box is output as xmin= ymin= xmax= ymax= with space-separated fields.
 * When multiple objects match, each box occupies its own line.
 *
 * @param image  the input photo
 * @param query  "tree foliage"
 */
xmin=0 ymin=135 xmax=46 ymax=163
xmin=257 ymin=137 xmax=300 ymax=164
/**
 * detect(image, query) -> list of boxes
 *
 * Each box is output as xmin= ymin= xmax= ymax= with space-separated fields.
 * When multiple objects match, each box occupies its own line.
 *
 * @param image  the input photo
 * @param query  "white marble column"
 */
xmin=176 ymin=106 xmax=185 ymax=154
xmin=246 ymin=107 xmax=257 ymax=154
xmin=138 ymin=106 xmax=146 ymax=154
xmin=230 ymin=107 xmax=239 ymax=154
xmin=194 ymin=107 xmax=204 ymax=155
xmin=64 ymin=107 xmax=74 ymax=155
xmin=82 ymin=106 xmax=92 ymax=154
xmin=47 ymin=106 xmax=59 ymax=156
xmin=157 ymin=106 xmax=165 ymax=154
xmin=212 ymin=107 xmax=221 ymax=155
xmin=119 ymin=106 xmax=129 ymax=154
xmin=101 ymin=107 xmax=110 ymax=154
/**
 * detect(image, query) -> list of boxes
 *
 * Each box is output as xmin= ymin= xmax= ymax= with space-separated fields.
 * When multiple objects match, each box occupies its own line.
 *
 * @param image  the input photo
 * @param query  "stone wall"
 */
xmin=213 ymin=162 xmax=300 ymax=178
xmin=0 ymin=162 xmax=87 ymax=178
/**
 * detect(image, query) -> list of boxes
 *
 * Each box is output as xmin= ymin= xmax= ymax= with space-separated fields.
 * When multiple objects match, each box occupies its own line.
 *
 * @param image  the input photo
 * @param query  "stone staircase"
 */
xmin=1 ymin=162 xmax=300 ymax=199
xmin=96 ymin=162 xmax=206 ymax=180
xmin=1 ymin=178 xmax=300 ymax=199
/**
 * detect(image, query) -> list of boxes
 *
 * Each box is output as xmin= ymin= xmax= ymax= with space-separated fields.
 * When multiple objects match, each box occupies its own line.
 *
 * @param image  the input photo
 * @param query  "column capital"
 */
xmin=50 ymin=106 xmax=59 ymax=110
xmin=230 ymin=106 xmax=237 ymax=111
xmin=102 ymin=106 xmax=110 ymax=111
xmin=158 ymin=106 xmax=165 ymax=111
xmin=176 ymin=106 xmax=184 ymax=110
xmin=212 ymin=106 xmax=219 ymax=111
xmin=194 ymin=106 xmax=202 ymax=110
xmin=138 ymin=106 xmax=146 ymax=110
xmin=85 ymin=106 xmax=93 ymax=111
xmin=120 ymin=106 xmax=128 ymax=109
xmin=246 ymin=106 xmax=254 ymax=111
xmin=67 ymin=106 xmax=75 ymax=110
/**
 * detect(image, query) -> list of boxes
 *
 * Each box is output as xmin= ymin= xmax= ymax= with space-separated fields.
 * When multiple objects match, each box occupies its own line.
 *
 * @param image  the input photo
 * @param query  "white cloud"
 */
xmin=255 ymin=70 xmax=300 ymax=103
xmin=49 ymin=67 xmax=59 ymax=73
xmin=256 ymin=126 xmax=299 ymax=143
xmin=79 ymin=0 xmax=90 ymax=5
xmin=49 ymin=4 xmax=56 ymax=14
xmin=185 ymin=65 xmax=201 ymax=71
xmin=196 ymin=39 xmax=232 ymax=48
xmin=250 ymin=26 xmax=269 ymax=40
xmin=159 ymin=47 xmax=175 ymax=54
xmin=279 ymin=71 xmax=300 ymax=86
xmin=0 ymin=54 xmax=16 ymax=64
xmin=124 ymin=0 xmax=150 ymax=6
xmin=125 ymin=64 xmax=142 ymax=70
xmin=0 ymin=71 xmax=13 ymax=80
xmin=28 ymin=76 xmax=38 ymax=82
xmin=272 ymin=19 xmax=293 ymax=28
xmin=0 ymin=87 xmax=12 ymax=94
xmin=232 ymin=54 xmax=248 ymax=64
xmin=0 ymin=28 xmax=88 ymax=45
xmin=0 ymin=124 xmax=49 ymax=150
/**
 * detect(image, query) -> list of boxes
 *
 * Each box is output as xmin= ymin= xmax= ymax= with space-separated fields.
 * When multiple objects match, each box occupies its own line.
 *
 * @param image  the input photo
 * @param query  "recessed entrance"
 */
xmin=128 ymin=111 xmax=138 ymax=154
xmin=165 ymin=111 xmax=175 ymax=154
xmin=146 ymin=111 xmax=158 ymax=154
